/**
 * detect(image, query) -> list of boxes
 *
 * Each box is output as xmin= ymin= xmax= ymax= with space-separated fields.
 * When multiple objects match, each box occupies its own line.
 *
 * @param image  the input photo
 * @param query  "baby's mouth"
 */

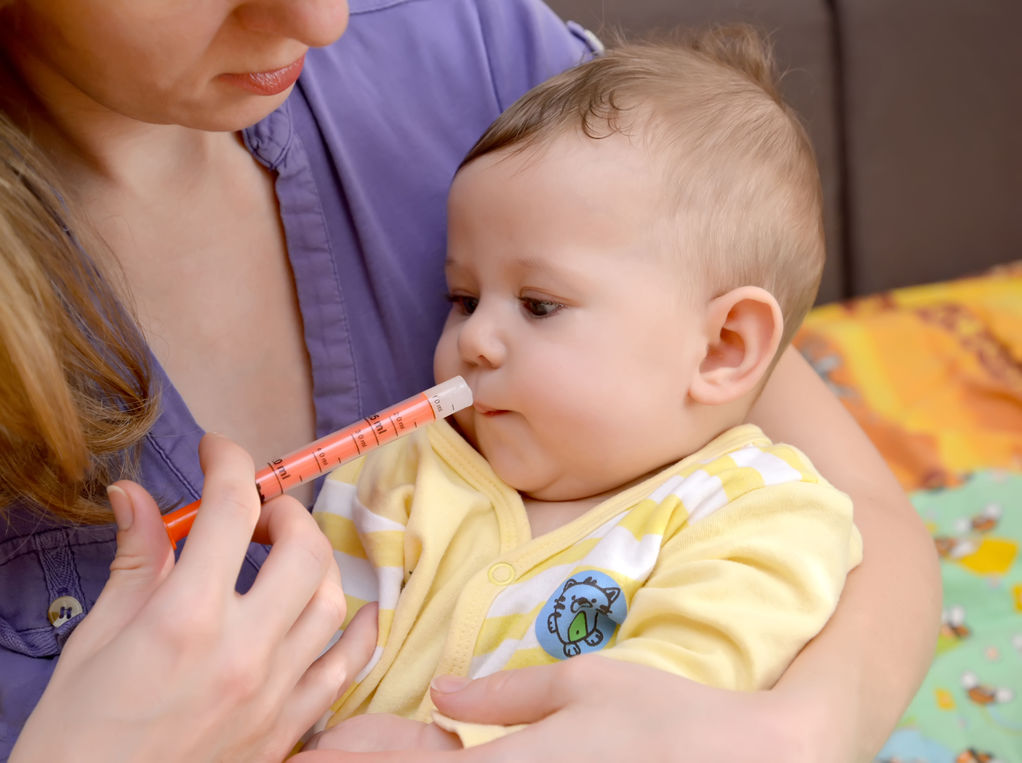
xmin=475 ymin=404 xmax=509 ymax=417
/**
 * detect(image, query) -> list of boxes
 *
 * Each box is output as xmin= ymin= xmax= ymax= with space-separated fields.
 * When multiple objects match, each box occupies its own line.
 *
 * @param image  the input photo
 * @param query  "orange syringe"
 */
xmin=162 ymin=376 xmax=472 ymax=545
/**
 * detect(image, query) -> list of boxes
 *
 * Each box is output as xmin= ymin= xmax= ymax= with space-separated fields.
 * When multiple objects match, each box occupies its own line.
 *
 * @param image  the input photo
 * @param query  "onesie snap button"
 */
xmin=488 ymin=562 xmax=514 ymax=585
xmin=48 ymin=595 xmax=84 ymax=627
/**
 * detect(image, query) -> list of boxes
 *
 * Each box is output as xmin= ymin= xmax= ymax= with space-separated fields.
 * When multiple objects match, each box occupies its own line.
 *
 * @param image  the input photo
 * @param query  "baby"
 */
xmin=309 ymin=25 xmax=861 ymax=751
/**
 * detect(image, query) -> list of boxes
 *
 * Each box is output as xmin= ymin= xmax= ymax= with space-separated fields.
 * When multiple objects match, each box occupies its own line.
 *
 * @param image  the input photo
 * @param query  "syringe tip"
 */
xmin=427 ymin=376 xmax=474 ymax=417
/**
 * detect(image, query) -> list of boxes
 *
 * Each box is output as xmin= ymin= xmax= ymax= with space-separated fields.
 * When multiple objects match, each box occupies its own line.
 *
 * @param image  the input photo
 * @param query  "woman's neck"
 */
xmin=3 ymin=44 xmax=230 ymax=199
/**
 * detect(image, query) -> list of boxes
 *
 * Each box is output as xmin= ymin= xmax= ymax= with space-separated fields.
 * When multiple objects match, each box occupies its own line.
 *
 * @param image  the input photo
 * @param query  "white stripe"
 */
xmin=579 ymin=515 xmax=623 ymax=542
xmin=469 ymin=628 xmax=542 ymax=678
xmin=374 ymin=566 xmax=405 ymax=610
xmin=647 ymin=474 xmax=687 ymax=504
xmin=333 ymin=551 xmax=377 ymax=602
xmin=332 ymin=551 xmax=404 ymax=609
xmin=486 ymin=562 xmax=588 ymax=618
xmin=592 ymin=525 xmax=663 ymax=576
xmin=352 ymin=500 xmax=406 ymax=533
xmin=355 ymin=645 xmax=385 ymax=683
xmin=485 ymin=521 xmax=661 ymax=618
xmin=683 ymin=472 xmax=729 ymax=522
xmin=315 ymin=479 xmax=359 ymax=517
xmin=728 ymin=446 xmax=803 ymax=485
xmin=648 ymin=470 xmax=728 ymax=523
xmin=315 ymin=479 xmax=405 ymax=533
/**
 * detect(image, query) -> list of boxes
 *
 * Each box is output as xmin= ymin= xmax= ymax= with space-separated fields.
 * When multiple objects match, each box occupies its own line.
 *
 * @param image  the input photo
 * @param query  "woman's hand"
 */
xmin=11 ymin=433 xmax=377 ymax=763
xmin=291 ymin=658 xmax=813 ymax=763
xmin=426 ymin=659 xmax=812 ymax=762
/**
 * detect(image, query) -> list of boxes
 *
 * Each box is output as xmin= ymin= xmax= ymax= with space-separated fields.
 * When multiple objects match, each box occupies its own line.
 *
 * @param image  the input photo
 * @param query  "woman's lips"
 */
xmin=219 ymin=54 xmax=305 ymax=95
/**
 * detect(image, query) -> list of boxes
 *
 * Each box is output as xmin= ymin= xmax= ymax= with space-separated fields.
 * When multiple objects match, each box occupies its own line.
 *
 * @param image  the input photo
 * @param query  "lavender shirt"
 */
xmin=0 ymin=0 xmax=595 ymax=755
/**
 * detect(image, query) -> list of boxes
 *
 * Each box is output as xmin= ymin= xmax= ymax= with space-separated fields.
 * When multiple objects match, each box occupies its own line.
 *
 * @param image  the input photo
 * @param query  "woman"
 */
xmin=1 ymin=0 xmax=939 ymax=760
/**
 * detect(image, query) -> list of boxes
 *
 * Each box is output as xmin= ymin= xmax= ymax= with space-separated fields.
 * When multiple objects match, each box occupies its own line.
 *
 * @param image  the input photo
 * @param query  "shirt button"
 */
xmin=488 ymin=562 xmax=514 ymax=585
xmin=48 ymin=595 xmax=84 ymax=627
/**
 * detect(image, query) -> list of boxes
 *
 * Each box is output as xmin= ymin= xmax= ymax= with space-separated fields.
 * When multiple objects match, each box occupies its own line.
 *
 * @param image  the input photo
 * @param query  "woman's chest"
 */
xmin=101 ymin=160 xmax=317 ymax=492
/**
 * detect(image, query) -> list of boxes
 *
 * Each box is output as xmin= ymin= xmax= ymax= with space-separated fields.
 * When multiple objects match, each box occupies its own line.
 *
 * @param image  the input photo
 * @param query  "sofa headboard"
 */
xmin=544 ymin=0 xmax=1022 ymax=303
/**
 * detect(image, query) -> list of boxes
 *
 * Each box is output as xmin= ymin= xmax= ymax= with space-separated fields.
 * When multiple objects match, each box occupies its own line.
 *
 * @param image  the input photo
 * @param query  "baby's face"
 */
xmin=434 ymin=133 xmax=710 ymax=502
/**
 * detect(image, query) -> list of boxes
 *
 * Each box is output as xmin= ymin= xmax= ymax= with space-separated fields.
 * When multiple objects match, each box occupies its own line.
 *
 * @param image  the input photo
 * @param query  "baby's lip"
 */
xmin=474 ymin=403 xmax=509 ymax=416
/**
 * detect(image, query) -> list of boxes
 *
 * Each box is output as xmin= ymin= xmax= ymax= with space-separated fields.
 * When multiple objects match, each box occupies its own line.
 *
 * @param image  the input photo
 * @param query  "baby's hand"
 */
xmin=304 ymin=713 xmax=460 ymax=753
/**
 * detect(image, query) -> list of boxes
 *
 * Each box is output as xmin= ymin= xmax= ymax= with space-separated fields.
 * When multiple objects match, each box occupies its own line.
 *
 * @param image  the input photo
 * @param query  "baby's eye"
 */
xmin=520 ymin=297 xmax=563 ymax=318
xmin=445 ymin=294 xmax=479 ymax=315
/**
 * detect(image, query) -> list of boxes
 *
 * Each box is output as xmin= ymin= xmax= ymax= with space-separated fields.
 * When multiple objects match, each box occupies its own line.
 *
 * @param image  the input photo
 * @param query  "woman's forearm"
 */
xmin=750 ymin=348 xmax=942 ymax=761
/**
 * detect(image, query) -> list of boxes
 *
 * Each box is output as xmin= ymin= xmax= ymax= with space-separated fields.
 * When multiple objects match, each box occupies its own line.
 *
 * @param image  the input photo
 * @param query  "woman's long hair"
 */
xmin=0 ymin=113 xmax=159 ymax=524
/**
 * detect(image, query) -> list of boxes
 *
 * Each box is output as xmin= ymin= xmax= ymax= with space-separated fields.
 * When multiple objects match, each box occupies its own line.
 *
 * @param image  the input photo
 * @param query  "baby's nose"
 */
xmin=457 ymin=311 xmax=506 ymax=368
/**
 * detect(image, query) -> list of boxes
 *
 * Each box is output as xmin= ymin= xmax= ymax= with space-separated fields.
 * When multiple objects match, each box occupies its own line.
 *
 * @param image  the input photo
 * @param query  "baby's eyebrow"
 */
xmin=442 ymin=257 xmax=470 ymax=276
xmin=444 ymin=251 xmax=598 ymax=290
xmin=510 ymin=255 xmax=565 ymax=275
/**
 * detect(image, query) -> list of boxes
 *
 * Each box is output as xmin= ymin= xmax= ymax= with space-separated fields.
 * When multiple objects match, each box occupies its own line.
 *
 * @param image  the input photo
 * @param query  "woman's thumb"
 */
xmin=65 ymin=482 xmax=176 ymax=653
xmin=430 ymin=664 xmax=573 ymax=726
xmin=106 ymin=481 xmax=175 ymax=580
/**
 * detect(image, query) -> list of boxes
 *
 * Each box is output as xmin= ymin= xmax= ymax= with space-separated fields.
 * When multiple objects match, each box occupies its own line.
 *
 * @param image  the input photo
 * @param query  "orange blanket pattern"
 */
xmin=794 ymin=262 xmax=1022 ymax=491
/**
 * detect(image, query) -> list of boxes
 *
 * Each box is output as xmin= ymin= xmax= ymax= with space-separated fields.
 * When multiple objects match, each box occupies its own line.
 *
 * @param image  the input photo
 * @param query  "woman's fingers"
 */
xmin=278 ymin=603 xmax=380 ymax=740
xmin=245 ymin=492 xmax=340 ymax=639
xmin=313 ymin=602 xmax=379 ymax=693
xmin=275 ymin=564 xmax=348 ymax=675
xmin=174 ymin=433 xmax=262 ymax=590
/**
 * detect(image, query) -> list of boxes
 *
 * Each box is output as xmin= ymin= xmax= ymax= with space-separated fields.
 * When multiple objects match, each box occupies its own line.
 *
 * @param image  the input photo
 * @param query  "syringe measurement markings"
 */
xmin=252 ymin=406 xmax=429 ymax=503
xmin=267 ymin=457 xmax=290 ymax=497
xmin=314 ymin=447 xmax=331 ymax=471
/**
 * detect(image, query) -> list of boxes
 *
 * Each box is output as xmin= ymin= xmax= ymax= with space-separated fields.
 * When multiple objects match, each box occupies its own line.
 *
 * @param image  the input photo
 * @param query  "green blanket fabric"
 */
xmin=877 ymin=470 xmax=1022 ymax=763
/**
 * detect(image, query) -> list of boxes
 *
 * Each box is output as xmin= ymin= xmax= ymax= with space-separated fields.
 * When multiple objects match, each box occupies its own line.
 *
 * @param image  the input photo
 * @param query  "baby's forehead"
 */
xmin=458 ymin=126 xmax=679 ymax=208
xmin=454 ymin=137 xmax=703 ymax=251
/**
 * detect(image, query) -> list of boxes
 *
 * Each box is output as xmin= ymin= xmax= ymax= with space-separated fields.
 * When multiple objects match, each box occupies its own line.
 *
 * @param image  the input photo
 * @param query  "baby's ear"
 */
xmin=689 ymin=286 xmax=783 ymax=406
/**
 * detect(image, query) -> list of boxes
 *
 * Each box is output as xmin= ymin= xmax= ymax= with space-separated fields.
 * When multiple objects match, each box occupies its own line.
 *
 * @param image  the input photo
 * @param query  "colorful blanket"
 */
xmin=794 ymin=262 xmax=1022 ymax=763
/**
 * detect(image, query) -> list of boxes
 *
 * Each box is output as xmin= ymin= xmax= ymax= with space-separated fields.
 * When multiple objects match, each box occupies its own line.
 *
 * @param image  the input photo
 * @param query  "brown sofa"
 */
xmin=544 ymin=0 xmax=1022 ymax=303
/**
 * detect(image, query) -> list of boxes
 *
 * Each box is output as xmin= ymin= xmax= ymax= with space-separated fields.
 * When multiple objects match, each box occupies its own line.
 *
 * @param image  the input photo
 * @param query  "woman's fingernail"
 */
xmin=430 ymin=675 xmax=471 ymax=694
xmin=106 ymin=484 xmax=134 ymax=531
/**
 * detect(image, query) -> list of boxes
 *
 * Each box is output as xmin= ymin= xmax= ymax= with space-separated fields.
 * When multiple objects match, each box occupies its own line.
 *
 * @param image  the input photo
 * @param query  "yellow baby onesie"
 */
xmin=314 ymin=421 xmax=862 ymax=744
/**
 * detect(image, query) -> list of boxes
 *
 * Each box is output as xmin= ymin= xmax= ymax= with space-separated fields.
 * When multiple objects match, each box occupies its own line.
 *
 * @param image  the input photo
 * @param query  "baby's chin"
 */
xmin=512 ymin=475 xmax=617 ymax=504
xmin=514 ymin=464 xmax=666 ymax=505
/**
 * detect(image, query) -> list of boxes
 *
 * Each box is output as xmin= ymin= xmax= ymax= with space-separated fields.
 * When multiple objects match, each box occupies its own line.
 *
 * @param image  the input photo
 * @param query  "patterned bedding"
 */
xmin=794 ymin=262 xmax=1022 ymax=763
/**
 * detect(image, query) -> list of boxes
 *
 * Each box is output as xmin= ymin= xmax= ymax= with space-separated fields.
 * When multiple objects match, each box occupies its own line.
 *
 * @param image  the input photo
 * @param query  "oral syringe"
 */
xmin=162 ymin=376 xmax=472 ymax=545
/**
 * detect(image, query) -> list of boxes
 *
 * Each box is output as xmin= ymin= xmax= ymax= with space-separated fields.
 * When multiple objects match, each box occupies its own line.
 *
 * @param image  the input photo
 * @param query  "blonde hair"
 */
xmin=0 ymin=113 xmax=159 ymax=524
xmin=462 ymin=25 xmax=825 ymax=350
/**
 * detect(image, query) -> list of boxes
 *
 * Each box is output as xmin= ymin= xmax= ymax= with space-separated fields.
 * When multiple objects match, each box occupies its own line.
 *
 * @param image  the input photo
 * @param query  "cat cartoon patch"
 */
xmin=536 ymin=570 xmax=628 ymax=659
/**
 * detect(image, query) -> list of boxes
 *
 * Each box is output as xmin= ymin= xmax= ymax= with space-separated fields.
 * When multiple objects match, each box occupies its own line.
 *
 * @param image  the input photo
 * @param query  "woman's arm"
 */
xmin=745 ymin=346 xmax=942 ymax=759
xmin=11 ymin=434 xmax=377 ymax=763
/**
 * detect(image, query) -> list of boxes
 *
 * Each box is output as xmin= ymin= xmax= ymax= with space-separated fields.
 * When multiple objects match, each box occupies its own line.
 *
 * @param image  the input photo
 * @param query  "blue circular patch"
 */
xmin=535 ymin=570 xmax=628 ymax=659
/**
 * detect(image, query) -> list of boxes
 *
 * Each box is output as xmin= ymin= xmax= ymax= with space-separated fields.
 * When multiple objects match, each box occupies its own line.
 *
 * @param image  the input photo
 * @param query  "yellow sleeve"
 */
xmin=605 ymin=480 xmax=861 ymax=690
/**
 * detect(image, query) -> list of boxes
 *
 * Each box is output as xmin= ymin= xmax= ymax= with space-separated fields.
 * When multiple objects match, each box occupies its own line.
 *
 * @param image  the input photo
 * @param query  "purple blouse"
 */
xmin=0 ymin=0 xmax=595 ymax=755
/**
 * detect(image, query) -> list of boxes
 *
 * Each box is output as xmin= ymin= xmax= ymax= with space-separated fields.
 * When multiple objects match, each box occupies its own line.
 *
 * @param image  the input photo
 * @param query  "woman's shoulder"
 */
xmin=308 ymin=0 xmax=597 ymax=111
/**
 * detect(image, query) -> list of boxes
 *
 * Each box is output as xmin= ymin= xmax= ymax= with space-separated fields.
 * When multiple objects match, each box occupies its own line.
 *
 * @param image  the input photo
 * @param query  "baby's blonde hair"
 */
xmin=0 ymin=113 xmax=158 ymax=523
xmin=462 ymin=25 xmax=825 ymax=350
